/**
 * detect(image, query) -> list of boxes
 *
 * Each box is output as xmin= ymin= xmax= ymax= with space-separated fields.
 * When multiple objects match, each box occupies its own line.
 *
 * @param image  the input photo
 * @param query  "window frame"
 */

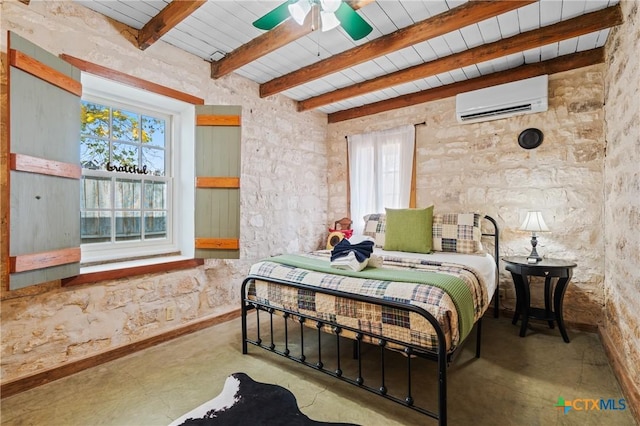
xmin=79 ymin=73 xmax=195 ymax=266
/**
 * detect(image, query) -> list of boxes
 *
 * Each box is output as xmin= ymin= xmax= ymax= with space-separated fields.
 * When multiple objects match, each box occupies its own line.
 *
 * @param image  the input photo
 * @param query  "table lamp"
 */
xmin=520 ymin=211 xmax=549 ymax=263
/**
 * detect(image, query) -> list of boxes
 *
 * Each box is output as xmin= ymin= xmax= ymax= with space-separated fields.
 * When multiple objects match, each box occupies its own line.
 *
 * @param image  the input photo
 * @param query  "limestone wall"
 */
xmin=327 ymin=66 xmax=607 ymax=326
xmin=603 ymin=0 xmax=640 ymax=404
xmin=0 ymin=0 xmax=328 ymax=382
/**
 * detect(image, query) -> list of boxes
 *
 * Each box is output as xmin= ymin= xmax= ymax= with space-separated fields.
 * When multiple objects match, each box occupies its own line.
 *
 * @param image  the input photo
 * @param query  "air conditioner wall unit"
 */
xmin=455 ymin=75 xmax=548 ymax=124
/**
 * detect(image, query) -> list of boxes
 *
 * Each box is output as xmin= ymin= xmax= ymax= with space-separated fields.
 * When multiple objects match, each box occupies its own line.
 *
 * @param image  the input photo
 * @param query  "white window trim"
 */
xmin=80 ymin=73 xmax=195 ymax=268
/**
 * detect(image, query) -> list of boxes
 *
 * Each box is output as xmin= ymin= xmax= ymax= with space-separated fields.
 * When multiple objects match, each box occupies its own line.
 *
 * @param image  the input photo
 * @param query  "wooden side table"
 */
xmin=503 ymin=256 xmax=577 ymax=343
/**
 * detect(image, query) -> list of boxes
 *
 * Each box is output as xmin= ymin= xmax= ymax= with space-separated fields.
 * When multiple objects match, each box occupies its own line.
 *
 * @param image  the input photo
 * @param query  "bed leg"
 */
xmin=438 ymin=353 xmax=447 ymax=426
xmin=475 ymin=318 xmax=482 ymax=359
xmin=241 ymin=278 xmax=250 ymax=355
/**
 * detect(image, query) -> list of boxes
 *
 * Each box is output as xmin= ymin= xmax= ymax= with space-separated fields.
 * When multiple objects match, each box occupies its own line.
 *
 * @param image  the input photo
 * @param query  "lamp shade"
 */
xmin=520 ymin=211 xmax=549 ymax=232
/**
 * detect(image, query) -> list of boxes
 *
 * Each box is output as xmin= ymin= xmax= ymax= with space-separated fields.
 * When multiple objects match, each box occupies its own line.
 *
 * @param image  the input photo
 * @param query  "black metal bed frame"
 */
xmin=241 ymin=215 xmax=499 ymax=426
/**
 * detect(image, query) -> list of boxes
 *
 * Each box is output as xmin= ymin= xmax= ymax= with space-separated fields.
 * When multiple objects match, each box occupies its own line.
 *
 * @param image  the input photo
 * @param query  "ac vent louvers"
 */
xmin=459 ymin=104 xmax=533 ymax=121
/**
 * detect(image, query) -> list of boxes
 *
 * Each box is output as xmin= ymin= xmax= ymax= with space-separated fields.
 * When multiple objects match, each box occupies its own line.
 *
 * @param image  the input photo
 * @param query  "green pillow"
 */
xmin=383 ymin=206 xmax=433 ymax=254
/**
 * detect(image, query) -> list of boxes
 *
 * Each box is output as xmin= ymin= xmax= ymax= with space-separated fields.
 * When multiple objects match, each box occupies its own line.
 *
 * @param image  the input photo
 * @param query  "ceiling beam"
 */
xmin=259 ymin=0 xmax=536 ymax=98
xmin=211 ymin=0 xmax=374 ymax=79
xmin=328 ymin=48 xmax=605 ymax=123
xmin=299 ymin=4 xmax=622 ymax=111
xmin=138 ymin=0 xmax=207 ymax=50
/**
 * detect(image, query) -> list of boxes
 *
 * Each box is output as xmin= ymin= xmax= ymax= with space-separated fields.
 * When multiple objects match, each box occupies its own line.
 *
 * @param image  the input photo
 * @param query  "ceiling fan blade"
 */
xmin=253 ymin=1 xmax=292 ymax=30
xmin=334 ymin=2 xmax=373 ymax=40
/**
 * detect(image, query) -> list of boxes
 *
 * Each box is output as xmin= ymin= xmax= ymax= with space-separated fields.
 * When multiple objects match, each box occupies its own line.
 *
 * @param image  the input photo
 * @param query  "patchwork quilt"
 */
xmin=247 ymin=251 xmax=490 ymax=353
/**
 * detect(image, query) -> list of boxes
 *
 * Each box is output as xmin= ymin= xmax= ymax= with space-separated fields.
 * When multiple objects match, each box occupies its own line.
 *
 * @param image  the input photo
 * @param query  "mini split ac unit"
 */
xmin=455 ymin=75 xmax=548 ymax=124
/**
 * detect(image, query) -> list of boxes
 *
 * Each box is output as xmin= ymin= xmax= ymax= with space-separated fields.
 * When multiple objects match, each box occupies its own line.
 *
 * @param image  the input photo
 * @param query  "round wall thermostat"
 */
xmin=518 ymin=128 xmax=544 ymax=149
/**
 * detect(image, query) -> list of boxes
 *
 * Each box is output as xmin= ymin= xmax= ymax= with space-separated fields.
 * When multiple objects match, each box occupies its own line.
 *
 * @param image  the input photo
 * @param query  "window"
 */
xmin=80 ymin=74 xmax=195 ymax=265
xmin=347 ymin=125 xmax=415 ymax=234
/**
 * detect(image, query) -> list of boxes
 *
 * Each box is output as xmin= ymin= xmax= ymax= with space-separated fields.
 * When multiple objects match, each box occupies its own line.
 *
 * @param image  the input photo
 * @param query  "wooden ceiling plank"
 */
xmin=211 ymin=0 xmax=374 ymax=79
xmin=138 ymin=0 xmax=207 ymax=50
xmin=300 ymin=4 xmax=622 ymax=111
xmin=328 ymin=48 xmax=605 ymax=123
xmin=260 ymin=0 xmax=537 ymax=97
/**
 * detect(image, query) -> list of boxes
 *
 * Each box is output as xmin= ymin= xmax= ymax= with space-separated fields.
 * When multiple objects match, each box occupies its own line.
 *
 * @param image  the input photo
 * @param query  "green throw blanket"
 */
xmin=267 ymin=254 xmax=475 ymax=341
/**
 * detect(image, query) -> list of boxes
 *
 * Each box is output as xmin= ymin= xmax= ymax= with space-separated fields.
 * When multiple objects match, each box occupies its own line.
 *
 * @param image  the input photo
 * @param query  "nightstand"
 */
xmin=503 ymin=256 xmax=577 ymax=343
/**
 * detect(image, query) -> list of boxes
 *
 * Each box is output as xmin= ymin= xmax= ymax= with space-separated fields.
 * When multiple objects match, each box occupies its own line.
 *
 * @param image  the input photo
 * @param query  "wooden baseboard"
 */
xmin=1 ymin=308 xmax=242 ymax=399
xmin=598 ymin=325 xmax=640 ymax=423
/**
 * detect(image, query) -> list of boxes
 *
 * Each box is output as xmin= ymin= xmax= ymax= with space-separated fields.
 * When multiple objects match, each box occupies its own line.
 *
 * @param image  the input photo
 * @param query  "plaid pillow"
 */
xmin=362 ymin=214 xmax=386 ymax=247
xmin=432 ymin=213 xmax=483 ymax=254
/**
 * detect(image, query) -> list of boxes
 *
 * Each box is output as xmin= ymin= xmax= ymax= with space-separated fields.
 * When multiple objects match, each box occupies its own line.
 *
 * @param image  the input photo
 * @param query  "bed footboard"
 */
xmin=241 ymin=276 xmax=482 ymax=426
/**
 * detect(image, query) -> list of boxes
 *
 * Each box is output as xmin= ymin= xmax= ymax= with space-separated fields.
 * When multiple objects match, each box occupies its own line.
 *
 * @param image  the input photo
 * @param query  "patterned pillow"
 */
xmin=362 ymin=213 xmax=386 ymax=247
xmin=432 ymin=213 xmax=483 ymax=254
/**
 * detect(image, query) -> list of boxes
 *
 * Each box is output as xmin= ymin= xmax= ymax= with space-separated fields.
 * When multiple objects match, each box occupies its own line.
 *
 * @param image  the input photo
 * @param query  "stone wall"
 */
xmin=0 ymin=0 xmax=328 ymax=382
xmin=603 ymin=0 xmax=640 ymax=407
xmin=327 ymin=66 xmax=607 ymax=326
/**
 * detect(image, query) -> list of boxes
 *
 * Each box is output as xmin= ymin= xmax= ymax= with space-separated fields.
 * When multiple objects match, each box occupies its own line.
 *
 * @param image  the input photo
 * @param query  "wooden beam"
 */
xmin=10 ymin=247 xmax=80 ymax=273
xmin=9 ymin=49 xmax=82 ymax=97
xmin=138 ymin=0 xmax=207 ymax=50
xmin=328 ymin=48 xmax=605 ymax=123
xmin=10 ymin=153 xmax=81 ymax=179
xmin=196 ymin=115 xmax=241 ymax=126
xmin=195 ymin=238 xmax=239 ymax=250
xmin=301 ymin=5 xmax=622 ymax=111
xmin=211 ymin=0 xmax=374 ymax=79
xmin=59 ymin=54 xmax=205 ymax=105
xmin=195 ymin=177 xmax=240 ymax=188
xmin=260 ymin=0 xmax=536 ymax=97
xmin=18 ymin=0 xmax=30 ymax=5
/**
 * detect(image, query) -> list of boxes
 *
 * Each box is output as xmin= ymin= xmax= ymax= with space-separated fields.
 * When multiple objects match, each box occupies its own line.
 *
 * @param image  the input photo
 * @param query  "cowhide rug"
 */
xmin=169 ymin=372 xmax=359 ymax=426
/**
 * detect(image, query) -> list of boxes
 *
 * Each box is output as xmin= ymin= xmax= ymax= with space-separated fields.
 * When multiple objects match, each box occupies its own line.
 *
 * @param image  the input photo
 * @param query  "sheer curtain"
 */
xmin=347 ymin=125 xmax=415 ymax=234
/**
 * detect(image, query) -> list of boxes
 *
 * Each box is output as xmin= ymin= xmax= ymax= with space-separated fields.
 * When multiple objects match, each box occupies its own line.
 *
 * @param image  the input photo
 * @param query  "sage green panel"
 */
xmin=194 ymin=105 xmax=241 ymax=260
xmin=10 ymin=68 xmax=81 ymax=162
xmin=194 ymin=248 xmax=240 ymax=259
xmin=10 ymin=172 xmax=80 ymax=254
xmin=8 ymin=32 xmax=81 ymax=289
xmin=195 ymin=126 xmax=241 ymax=177
xmin=9 ymin=32 xmax=81 ymax=80
xmin=194 ymin=188 xmax=240 ymax=238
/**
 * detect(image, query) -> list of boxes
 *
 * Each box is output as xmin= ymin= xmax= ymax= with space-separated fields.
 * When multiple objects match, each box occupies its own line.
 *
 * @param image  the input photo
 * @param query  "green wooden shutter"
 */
xmin=6 ymin=32 xmax=81 ymax=290
xmin=194 ymin=106 xmax=241 ymax=259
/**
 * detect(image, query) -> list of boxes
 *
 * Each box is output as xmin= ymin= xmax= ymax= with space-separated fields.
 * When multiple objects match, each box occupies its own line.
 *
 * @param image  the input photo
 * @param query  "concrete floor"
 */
xmin=1 ymin=314 xmax=636 ymax=426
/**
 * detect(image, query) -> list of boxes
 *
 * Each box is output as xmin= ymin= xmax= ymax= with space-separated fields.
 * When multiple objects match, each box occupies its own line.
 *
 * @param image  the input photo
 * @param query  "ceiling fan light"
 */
xmin=320 ymin=11 xmax=340 ymax=32
xmin=320 ymin=0 xmax=341 ymax=13
xmin=288 ymin=0 xmax=311 ymax=25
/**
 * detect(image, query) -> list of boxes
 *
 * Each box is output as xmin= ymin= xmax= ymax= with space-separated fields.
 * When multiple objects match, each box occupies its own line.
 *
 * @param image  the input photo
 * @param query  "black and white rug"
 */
xmin=169 ymin=372 xmax=359 ymax=426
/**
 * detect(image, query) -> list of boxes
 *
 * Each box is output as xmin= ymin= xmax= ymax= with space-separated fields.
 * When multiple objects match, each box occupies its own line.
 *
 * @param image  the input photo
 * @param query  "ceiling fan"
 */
xmin=252 ymin=0 xmax=373 ymax=41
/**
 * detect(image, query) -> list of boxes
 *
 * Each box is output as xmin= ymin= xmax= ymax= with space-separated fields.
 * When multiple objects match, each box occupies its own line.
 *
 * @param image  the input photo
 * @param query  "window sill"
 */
xmin=61 ymin=256 xmax=204 ymax=287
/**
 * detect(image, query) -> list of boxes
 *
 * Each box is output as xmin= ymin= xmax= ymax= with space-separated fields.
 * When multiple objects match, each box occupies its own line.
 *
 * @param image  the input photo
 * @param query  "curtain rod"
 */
xmin=345 ymin=122 xmax=426 ymax=139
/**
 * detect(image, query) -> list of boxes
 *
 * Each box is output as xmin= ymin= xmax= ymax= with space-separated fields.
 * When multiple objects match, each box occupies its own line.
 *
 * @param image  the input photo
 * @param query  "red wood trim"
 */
xmin=10 ymin=153 xmax=81 ymax=179
xmin=10 ymin=247 xmax=80 ymax=273
xmin=61 ymin=258 xmax=204 ymax=287
xmin=0 ymin=309 xmax=241 ymax=398
xmin=59 ymin=54 xmax=205 ymax=105
xmin=195 ymin=238 xmax=239 ymax=250
xmin=10 ymin=49 xmax=82 ymax=97
xmin=195 ymin=177 xmax=240 ymax=188
xmin=196 ymin=115 xmax=241 ymax=126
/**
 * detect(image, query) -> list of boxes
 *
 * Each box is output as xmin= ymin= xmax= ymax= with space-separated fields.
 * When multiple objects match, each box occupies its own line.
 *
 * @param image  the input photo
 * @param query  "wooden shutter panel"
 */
xmin=6 ymin=32 xmax=81 ymax=290
xmin=194 ymin=106 xmax=241 ymax=259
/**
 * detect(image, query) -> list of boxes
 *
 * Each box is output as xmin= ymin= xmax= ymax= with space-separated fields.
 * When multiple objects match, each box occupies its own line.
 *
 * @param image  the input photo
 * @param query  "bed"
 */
xmin=241 ymin=213 xmax=499 ymax=426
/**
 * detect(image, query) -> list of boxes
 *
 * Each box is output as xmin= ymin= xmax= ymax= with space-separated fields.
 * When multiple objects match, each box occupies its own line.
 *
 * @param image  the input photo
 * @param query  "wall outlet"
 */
xmin=166 ymin=306 xmax=176 ymax=321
